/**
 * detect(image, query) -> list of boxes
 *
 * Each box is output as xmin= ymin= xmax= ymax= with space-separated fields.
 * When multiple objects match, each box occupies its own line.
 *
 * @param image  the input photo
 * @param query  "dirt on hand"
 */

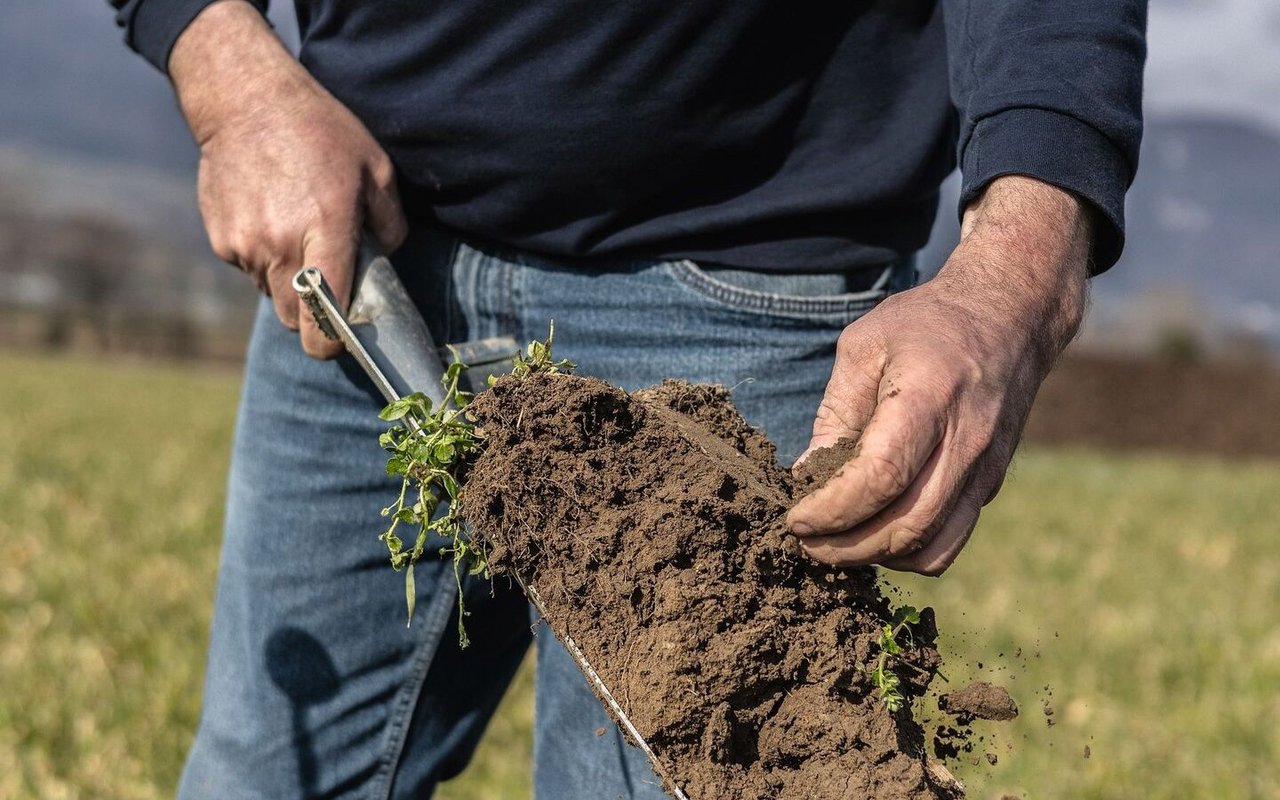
xmin=461 ymin=373 xmax=965 ymax=800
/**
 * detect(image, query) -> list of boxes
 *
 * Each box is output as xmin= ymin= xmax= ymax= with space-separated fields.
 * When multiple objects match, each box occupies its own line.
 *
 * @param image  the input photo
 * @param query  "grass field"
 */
xmin=1 ymin=351 xmax=1277 ymax=800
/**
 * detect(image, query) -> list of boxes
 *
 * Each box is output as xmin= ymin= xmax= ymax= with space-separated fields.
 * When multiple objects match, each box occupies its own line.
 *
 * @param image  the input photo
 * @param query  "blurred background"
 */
xmin=0 ymin=1 xmax=1276 ymax=799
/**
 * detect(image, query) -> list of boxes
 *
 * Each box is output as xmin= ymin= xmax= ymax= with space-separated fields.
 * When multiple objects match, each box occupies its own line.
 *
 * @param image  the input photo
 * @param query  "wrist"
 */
xmin=942 ymin=176 xmax=1093 ymax=368
xmin=170 ymin=0 xmax=305 ymax=145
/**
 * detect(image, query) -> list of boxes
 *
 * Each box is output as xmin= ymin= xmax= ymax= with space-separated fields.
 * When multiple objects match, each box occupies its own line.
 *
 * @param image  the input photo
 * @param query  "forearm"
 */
xmin=170 ymin=0 xmax=307 ymax=144
xmin=942 ymin=175 xmax=1093 ymax=371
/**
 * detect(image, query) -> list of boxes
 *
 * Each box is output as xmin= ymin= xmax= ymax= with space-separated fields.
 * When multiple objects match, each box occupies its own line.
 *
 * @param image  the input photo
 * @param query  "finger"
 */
xmin=364 ymin=161 xmax=409 ymax=253
xmin=880 ymin=478 xmax=987 ymax=576
xmin=787 ymin=384 xmax=945 ymax=537
xmin=797 ymin=440 xmax=965 ymax=566
xmin=265 ymin=262 xmax=300 ymax=330
xmin=794 ymin=346 xmax=882 ymax=469
xmin=298 ymin=226 xmax=359 ymax=359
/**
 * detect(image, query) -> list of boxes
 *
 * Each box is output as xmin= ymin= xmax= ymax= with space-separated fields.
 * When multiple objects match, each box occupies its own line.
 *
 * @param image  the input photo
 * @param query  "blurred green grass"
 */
xmin=1 ymin=351 xmax=1277 ymax=799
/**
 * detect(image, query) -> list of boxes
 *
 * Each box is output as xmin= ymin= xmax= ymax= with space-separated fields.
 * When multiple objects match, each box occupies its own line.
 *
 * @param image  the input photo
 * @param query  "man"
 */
xmin=111 ymin=1 xmax=1146 ymax=797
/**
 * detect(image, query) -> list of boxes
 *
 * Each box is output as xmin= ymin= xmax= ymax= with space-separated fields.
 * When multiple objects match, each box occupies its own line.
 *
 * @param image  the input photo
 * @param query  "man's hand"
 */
xmin=787 ymin=176 xmax=1093 ymax=575
xmin=170 ymin=0 xmax=407 ymax=358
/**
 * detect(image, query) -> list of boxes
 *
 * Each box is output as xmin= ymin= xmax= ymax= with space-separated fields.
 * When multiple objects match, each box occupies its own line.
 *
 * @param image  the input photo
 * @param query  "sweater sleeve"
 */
xmin=110 ymin=0 xmax=269 ymax=73
xmin=945 ymin=1 xmax=1148 ymax=271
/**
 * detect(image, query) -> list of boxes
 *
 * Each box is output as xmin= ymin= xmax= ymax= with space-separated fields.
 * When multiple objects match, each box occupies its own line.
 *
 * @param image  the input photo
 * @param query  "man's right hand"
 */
xmin=169 ymin=0 xmax=407 ymax=358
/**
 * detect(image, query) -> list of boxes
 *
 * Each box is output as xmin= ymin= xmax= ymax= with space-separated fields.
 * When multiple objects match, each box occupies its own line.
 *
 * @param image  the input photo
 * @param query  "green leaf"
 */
xmin=405 ymin=564 xmax=416 ymax=626
xmin=893 ymin=605 xmax=922 ymax=626
xmin=439 ymin=473 xmax=459 ymax=499
xmin=379 ymin=398 xmax=414 ymax=421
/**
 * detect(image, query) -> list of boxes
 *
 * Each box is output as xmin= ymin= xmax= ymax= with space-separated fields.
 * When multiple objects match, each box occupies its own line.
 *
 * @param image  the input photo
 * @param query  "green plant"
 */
xmin=378 ymin=356 xmax=483 ymax=641
xmin=870 ymin=605 xmax=922 ymax=713
xmin=378 ymin=324 xmax=575 ymax=645
xmin=507 ymin=320 xmax=576 ymax=380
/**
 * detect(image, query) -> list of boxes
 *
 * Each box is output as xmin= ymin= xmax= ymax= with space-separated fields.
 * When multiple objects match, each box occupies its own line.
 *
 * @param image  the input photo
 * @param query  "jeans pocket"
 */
xmin=664 ymin=259 xmax=903 ymax=325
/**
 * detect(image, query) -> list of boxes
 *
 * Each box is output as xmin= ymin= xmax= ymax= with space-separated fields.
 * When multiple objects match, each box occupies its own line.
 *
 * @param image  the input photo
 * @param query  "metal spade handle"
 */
xmin=292 ymin=235 xmax=448 ymax=408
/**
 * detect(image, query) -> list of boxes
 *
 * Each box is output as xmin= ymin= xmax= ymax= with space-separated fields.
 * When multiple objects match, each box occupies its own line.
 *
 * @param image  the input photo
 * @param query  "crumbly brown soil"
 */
xmin=461 ymin=373 xmax=964 ymax=799
xmin=939 ymin=682 xmax=1020 ymax=723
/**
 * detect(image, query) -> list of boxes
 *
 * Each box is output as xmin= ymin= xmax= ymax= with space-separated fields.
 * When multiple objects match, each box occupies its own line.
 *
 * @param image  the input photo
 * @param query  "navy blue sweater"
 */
xmin=113 ymin=0 xmax=1146 ymax=271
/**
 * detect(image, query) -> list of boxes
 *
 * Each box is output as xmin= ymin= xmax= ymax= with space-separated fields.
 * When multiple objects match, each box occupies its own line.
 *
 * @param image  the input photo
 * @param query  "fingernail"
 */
xmin=786 ymin=516 xmax=813 ymax=537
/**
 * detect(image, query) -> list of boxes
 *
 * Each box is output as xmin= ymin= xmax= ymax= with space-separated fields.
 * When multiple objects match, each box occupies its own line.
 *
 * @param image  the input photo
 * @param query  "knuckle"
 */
xmin=861 ymin=454 xmax=910 ymax=506
xmin=887 ymin=526 xmax=930 ymax=558
xmin=207 ymin=227 xmax=237 ymax=264
xmin=388 ymin=218 xmax=409 ymax=249
xmin=227 ymin=229 xmax=260 ymax=265
xmin=210 ymin=241 xmax=236 ymax=265
xmin=835 ymin=325 xmax=876 ymax=360
xmin=370 ymin=155 xmax=397 ymax=188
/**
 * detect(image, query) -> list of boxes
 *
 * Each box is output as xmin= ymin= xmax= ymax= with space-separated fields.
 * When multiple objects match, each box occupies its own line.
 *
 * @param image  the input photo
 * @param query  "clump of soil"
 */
xmin=940 ymin=682 xmax=1020 ymax=723
xmin=793 ymin=436 xmax=860 ymax=492
xmin=461 ymin=374 xmax=964 ymax=799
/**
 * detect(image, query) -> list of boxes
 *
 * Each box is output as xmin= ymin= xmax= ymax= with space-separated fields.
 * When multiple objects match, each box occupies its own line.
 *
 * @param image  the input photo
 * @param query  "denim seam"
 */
xmin=441 ymin=237 xmax=462 ymax=342
xmin=666 ymin=260 xmax=886 ymax=319
xmin=368 ymin=566 xmax=459 ymax=800
xmin=500 ymin=258 xmax=519 ymax=340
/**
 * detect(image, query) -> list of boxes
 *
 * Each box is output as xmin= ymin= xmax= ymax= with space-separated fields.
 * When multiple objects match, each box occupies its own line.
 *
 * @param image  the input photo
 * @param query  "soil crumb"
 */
xmin=792 ymin=436 xmax=860 ymax=495
xmin=462 ymin=374 xmax=963 ymax=800
xmin=940 ymin=682 xmax=1019 ymax=723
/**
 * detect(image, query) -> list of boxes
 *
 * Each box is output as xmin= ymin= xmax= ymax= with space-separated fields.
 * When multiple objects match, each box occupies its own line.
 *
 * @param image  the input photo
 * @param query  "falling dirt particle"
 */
xmin=1000 ymin=795 xmax=1023 ymax=800
xmin=595 ymin=727 xmax=607 ymax=737
xmin=985 ymin=753 xmax=998 ymax=766
xmin=940 ymin=682 xmax=1020 ymax=722
xmin=1084 ymin=745 xmax=1092 ymax=759
xmin=1044 ymin=704 xmax=1055 ymax=716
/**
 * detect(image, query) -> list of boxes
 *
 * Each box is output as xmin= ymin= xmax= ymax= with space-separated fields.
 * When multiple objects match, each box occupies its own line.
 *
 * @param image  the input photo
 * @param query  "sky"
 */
xmin=1146 ymin=0 xmax=1280 ymax=135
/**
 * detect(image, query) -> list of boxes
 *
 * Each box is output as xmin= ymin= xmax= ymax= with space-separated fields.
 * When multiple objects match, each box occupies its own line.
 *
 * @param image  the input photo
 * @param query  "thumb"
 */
xmin=298 ymin=225 xmax=360 ymax=359
xmin=795 ymin=358 xmax=882 ymax=470
xmin=365 ymin=168 xmax=409 ymax=254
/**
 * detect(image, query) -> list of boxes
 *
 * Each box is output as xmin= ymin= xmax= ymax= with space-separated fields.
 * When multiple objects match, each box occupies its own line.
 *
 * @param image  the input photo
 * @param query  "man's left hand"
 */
xmin=787 ymin=176 xmax=1093 ymax=575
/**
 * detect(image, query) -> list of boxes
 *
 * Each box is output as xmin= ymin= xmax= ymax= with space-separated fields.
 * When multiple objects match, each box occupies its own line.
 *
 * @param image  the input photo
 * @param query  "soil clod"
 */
xmin=939 ymin=682 xmax=1020 ymax=723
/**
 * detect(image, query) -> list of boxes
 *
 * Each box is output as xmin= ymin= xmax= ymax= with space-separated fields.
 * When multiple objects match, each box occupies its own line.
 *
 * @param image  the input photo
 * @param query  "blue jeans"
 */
xmin=179 ymin=226 xmax=914 ymax=799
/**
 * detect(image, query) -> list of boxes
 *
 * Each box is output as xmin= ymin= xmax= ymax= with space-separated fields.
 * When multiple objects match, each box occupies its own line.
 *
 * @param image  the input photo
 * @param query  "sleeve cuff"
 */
xmin=127 ymin=0 xmax=269 ymax=73
xmin=958 ymin=107 xmax=1135 ymax=273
